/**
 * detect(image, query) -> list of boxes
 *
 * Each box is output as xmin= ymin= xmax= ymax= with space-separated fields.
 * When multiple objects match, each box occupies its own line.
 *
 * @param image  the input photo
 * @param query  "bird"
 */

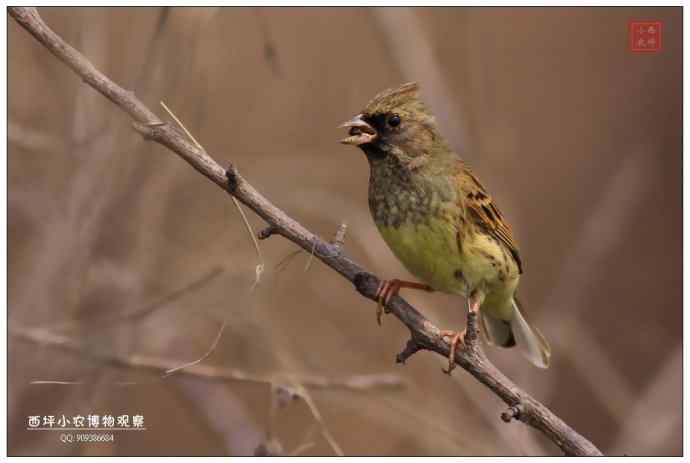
xmin=339 ymin=82 xmax=550 ymax=373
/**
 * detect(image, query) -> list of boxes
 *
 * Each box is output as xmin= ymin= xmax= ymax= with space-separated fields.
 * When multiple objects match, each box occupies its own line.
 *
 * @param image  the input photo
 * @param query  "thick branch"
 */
xmin=9 ymin=7 xmax=602 ymax=456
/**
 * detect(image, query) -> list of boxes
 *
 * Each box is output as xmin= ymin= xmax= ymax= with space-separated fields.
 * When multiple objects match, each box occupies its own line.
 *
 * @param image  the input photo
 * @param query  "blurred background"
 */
xmin=8 ymin=6 xmax=682 ymax=456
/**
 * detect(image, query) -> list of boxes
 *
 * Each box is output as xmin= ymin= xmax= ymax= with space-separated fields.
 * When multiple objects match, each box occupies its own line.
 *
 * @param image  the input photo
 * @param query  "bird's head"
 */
xmin=340 ymin=82 xmax=444 ymax=168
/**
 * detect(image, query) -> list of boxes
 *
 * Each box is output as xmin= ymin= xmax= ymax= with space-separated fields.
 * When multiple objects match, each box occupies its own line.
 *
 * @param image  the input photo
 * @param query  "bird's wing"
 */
xmin=458 ymin=166 xmax=523 ymax=274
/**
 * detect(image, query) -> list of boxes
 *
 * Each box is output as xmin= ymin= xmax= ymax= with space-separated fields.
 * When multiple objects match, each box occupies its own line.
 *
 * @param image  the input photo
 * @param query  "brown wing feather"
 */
xmin=459 ymin=167 xmax=523 ymax=274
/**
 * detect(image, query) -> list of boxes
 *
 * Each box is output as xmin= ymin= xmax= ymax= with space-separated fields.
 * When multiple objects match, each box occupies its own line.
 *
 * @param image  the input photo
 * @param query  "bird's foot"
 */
xmin=440 ymin=328 xmax=467 ymax=375
xmin=375 ymin=279 xmax=433 ymax=326
xmin=437 ymin=291 xmax=484 ymax=375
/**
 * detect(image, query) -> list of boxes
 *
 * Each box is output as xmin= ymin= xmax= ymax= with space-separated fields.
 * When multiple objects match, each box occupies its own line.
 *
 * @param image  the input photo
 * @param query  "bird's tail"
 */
xmin=480 ymin=297 xmax=551 ymax=369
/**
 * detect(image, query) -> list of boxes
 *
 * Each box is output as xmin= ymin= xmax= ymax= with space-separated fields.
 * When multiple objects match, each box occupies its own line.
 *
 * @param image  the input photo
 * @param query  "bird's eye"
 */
xmin=388 ymin=114 xmax=401 ymax=128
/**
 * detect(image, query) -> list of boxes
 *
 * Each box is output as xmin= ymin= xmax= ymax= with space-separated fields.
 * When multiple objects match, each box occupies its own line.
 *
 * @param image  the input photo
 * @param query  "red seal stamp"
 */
xmin=629 ymin=21 xmax=663 ymax=52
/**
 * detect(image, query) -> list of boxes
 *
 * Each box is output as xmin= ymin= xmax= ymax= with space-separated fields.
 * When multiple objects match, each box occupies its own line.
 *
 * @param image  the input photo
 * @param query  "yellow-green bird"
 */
xmin=340 ymin=82 xmax=550 ymax=372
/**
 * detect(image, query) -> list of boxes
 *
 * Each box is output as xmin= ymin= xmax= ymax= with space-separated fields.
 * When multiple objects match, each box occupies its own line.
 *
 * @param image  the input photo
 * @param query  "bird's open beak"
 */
xmin=339 ymin=114 xmax=377 ymax=145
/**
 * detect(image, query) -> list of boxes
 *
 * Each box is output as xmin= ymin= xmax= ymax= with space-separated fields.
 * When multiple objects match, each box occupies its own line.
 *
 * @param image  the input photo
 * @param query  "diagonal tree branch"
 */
xmin=9 ymin=7 xmax=602 ymax=456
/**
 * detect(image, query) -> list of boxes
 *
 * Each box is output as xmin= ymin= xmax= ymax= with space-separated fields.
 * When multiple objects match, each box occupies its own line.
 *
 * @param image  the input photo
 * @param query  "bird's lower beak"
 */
xmin=339 ymin=114 xmax=377 ymax=145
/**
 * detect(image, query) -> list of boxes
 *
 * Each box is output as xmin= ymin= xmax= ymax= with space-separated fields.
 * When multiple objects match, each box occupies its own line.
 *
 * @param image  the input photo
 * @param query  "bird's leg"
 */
xmin=375 ymin=279 xmax=433 ymax=326
xmin=466 ymin=290 xmax=483 ymax=314
xmin=441 ymin=290 xmax=485 ymax=375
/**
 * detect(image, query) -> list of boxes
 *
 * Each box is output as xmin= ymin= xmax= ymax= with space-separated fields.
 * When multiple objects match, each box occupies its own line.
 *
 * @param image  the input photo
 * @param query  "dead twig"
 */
xmin=11 ymin=324 xmax=405 ymax=392
xmin=288 ymin=380 xmax=344 ymax=456
xmin=159 ymin=101 xmax=265 ymax=291
xmin=268 ymin=221 xmax=348 ymax=273
xmin=9 ymin=7 xmax=601 ymax=456
xmin=50 ymin=265 xmax=226 ymax=330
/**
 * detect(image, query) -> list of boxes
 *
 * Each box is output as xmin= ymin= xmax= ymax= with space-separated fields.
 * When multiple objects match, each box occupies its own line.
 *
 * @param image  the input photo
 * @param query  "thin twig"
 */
xmin=304 ymin=240 xmax=318 ymax=272
xmin=276 ymin=221 xmax=348 ymax=273
xmin=11 ymin=324 xmax=405 ymax=391
xmin=160 ymin=100 xmax=264 ymax=291
xmin=158 ymin=102 xmax=260 ymax=374
xmin=163 ymin=318 xmax=228 ymax=377
xmin=50 ymin=265 xmax=226 ymax=330
xmin=305 ymin=221 xmax=347 ymax=272
xmin=160 ymin=100 xmax=204 ymax=148
xmin=289 ymin=380 xmax=344 ymax=456
xmin=235 ymin=199 xmax=265 ymax=291
xmin=9 ymin=7 xmax=601 ymax=456
xmin=274 ymin=249 xmax=302 ymax=272
xmin=289 ymin=423 xmax=318 ymax=456
xmin=289 ymin=440 xmax=316 ymax=456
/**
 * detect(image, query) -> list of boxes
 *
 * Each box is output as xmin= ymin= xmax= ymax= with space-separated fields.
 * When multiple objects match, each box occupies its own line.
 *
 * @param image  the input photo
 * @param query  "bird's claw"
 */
xmin=375 ymin=280 xmax=397 ymax=326
xmin=374 ymin=279 xmax=433 ymax=326
xmin=440 ymin=329 xmax=466 ymax=375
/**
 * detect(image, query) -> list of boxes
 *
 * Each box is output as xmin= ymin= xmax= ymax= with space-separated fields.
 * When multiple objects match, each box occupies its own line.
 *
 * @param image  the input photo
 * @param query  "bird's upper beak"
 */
xmin=339 ymin=114 xmax=377 ymax=146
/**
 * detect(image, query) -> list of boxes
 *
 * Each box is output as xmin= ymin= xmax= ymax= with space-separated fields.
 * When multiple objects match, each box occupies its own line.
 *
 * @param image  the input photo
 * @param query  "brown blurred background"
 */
xmin=8 ymin=6 xmax=682 ymax=456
